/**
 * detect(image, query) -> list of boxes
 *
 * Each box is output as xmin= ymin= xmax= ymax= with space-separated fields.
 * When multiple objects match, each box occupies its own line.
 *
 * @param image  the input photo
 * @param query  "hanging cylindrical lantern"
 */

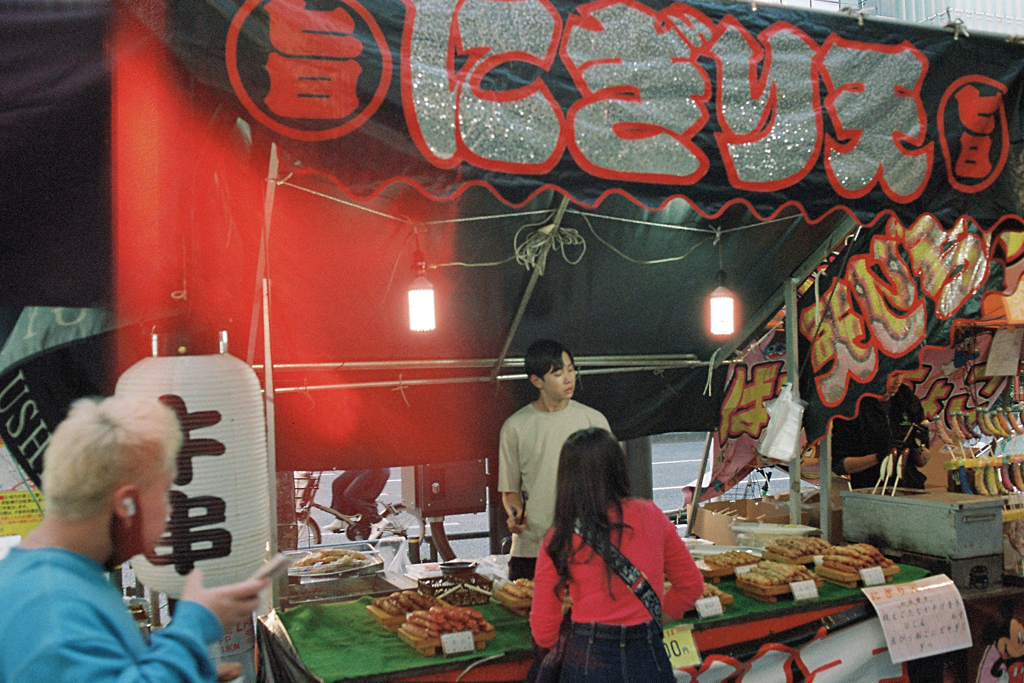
xmin=116 ymin=334 xmax=270 ymax=598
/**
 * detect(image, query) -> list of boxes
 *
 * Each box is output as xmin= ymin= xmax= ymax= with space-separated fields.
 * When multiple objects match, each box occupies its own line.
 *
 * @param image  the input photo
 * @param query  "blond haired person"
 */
xmin=0 ymin=396 xmax=269 ymax=683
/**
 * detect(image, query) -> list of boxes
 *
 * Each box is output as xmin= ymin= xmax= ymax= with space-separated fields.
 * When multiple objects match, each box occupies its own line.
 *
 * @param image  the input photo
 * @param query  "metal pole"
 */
xmin=249 ymin=143 xmax=278 ymax=366
xmin=685 ymin=431 xmax=714 ymax=538
xmin=786 ymin=277 xmax=802 ymax=525
xmin=262 ymin=278 xmax=282 ymax=606
xmin=821 ymin=426 xmax=833 ymax=543
xmin=490 ymin=195 xmax=571 ymax=381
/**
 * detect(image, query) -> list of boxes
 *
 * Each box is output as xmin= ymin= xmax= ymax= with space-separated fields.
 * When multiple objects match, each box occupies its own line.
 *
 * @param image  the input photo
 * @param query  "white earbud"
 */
xmin=123 ymin=498 xmax=136 ymax=517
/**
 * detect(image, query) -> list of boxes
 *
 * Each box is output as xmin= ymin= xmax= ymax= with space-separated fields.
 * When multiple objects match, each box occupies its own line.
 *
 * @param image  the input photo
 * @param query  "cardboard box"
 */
xmin=690 ymin=498 xmax=792 ymax=546
xmin=773 ymin=488 xmax=844 ymax=541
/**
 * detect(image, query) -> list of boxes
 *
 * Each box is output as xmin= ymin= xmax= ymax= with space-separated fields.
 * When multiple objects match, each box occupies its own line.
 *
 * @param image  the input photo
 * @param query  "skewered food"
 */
xmin=820 ymin=543 xmax=893 ymax=574
xmin=701 ymin=583 xmax=730 ymax=600
xmin=397 ymin=605 xmax=489 ymax=638
xmin=737 ymin=561 xmax=816 ymax=587
xmin=703 ymin=551 xmax=760 ymax=569
xmin=763 ymin=536 xmax=832 ymax=559
xmin=371 ymin=590 xmax=444 ymax=616
xmin=500 ymin=578 xmax=534 ymax=600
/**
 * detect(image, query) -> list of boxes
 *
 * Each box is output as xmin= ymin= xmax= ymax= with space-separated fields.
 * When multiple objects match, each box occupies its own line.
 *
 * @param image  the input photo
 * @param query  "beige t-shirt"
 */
xmin=498 ymin=400 xmax=611 ymax=557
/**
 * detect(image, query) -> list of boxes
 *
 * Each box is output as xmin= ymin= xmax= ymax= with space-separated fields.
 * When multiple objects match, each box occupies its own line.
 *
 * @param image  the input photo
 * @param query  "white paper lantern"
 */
xmin=116 ymin=349 xmax=270 ymax=597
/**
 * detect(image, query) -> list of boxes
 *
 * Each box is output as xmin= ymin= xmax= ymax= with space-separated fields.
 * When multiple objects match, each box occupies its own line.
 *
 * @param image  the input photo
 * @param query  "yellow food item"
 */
xmin=975 ymin=465 xmax=990 ymax=495
xmin=995 ymin=411 xmax=1014 ymax=439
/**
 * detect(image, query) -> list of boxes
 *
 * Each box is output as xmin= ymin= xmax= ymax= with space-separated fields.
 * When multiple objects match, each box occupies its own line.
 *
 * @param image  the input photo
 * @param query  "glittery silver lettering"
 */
xmin=456 ymin=0 xmax=561 ymax=166
xmin=822 ymin=42 xmax=930 ymax=199
xmin=405 ymin=0 xmax=561 ymax=167
xmin=712 ymin=23 xmax=819 ymax=187
xmin=407 ymin=0 xmax=461 ymax=161
xmin=564 ymin=3 xmax=710 ymax=180
xmin=897 ymin=215 xmax=991 ymax=319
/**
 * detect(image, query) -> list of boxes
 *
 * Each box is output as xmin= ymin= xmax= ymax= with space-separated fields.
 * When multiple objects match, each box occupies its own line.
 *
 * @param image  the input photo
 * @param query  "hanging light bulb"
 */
xmin=408 ymin=247 xmax=435 ymax=332
xmin=707 ymin=229 xmax=737 ymax=336
xmin=708 ymin=269 xmax=736 ymax=336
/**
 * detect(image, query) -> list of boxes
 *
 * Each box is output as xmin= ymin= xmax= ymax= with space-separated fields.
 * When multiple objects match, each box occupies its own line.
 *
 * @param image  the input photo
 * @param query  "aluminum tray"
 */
xmin=285 ymin=542 xmax=384 ymax=580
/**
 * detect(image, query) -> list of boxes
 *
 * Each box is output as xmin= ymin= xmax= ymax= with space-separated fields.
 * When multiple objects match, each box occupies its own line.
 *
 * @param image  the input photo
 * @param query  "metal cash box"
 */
xmin=840 ymin=490 xmax=1004 ymax=558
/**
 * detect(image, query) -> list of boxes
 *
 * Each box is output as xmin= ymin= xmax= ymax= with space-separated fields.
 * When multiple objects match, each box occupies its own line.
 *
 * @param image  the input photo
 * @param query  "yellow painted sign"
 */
xmin=0 ymin=491 xmax=44 ymax=537
xmin=662 ymin=624 xmax=701 ymax=669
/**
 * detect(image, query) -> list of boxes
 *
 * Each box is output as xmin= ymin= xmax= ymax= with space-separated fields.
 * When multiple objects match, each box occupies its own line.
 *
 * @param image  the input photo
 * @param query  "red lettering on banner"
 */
xmin=265 ymin=54 xmax=363 ymax=120
xmin=226 ymin=0 xmax=391 ymax=141
xmin=800 ymin=278 xmax=877 ymax=408
xmin=264 ymin=0 xmax=365 ymax=117
xmin=938 ymin=75 xmax=1009 ymax=193
xmin=955 ymin=132 xmax=992 ymax=179
xmin=717 ymin=362 xmax=784 ymax=443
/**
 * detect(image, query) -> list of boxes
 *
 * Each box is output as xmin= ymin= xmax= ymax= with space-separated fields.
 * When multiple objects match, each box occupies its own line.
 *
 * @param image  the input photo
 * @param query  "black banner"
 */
xmin=167 ymin=0 xmax=1024 ymax=229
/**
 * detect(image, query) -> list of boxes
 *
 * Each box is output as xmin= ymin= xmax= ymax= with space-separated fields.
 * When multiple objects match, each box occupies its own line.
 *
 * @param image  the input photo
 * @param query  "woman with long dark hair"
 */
xmin=530 ymin=427 xmax=704 ymax=683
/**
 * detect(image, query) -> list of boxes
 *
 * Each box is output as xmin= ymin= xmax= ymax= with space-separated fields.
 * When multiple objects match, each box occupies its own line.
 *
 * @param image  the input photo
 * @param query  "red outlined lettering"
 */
xmin=817 ymin=35 xmax=932 ymax=202
xmin=710 ymin=17 xmax=822 ymax=192
xmin=938 ymin=75 xmax=1008 ymax=193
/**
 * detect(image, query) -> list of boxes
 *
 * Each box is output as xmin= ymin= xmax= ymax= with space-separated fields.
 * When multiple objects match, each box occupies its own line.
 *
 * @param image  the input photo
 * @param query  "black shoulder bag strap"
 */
xmin=574 ymin=521 xmax=662 ymax=627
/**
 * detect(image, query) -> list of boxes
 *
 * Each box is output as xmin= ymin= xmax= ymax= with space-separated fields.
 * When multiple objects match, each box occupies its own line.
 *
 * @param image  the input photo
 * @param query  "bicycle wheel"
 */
xmin=297 ymin=517 xmax=322 ymax=548
xmin=384 ymin=507 xmax=420 ymax=539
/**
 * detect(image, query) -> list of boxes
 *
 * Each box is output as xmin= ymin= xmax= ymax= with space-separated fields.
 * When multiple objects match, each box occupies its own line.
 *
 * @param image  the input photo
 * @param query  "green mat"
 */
xmin=280 ymin=564 xmax=930 ymax=682
xmin=280 ymin=598 xmax=533 ymax=682
xmin=676 ymin=563 xmax=930 ymax=627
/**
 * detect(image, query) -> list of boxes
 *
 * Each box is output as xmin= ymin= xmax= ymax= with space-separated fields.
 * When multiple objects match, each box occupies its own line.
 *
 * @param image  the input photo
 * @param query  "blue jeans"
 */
xmin=560 ymin=621 xmax=674 ymax=683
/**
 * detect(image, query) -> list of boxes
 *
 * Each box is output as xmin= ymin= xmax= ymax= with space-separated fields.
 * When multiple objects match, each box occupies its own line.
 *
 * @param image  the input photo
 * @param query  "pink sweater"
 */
xmin=530 ymin=498 xmax=704 ymax=648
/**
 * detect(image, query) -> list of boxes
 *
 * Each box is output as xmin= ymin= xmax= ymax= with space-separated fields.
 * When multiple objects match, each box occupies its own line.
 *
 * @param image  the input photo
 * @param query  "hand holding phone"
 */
xmin=251 ymin=553 xmax=294 ymax=581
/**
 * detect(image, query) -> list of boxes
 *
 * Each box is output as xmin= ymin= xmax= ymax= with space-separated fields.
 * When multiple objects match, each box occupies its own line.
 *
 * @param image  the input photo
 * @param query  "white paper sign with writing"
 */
xmin=861 ymin=574 xmax=971 ymax=664
xmin=790 ymin=579 xmax=819 ymax=602
xmin=440 ymin=630 xmax=475 ymax=656
xmin=859 ymin=566 xmax=886 ymax=586
xmin=695 ymin=596 xmax=724 ymax=618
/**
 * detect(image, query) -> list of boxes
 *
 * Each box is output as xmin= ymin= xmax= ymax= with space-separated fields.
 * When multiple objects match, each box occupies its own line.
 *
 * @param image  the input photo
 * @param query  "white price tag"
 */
xmin=860 ymin=566 xmax=886 ymax=586
xmin=734 ymin=564 xmax=755 ymax=576
xmin=790 ymin=579 xmax=819 ymax=602
xmin=440 ymin=630 xmax=475 ymax=656
xmin=812 ymin=555 xmax=824 ymax=567
xmin=695 ymin=596 xmax=723 ymax=618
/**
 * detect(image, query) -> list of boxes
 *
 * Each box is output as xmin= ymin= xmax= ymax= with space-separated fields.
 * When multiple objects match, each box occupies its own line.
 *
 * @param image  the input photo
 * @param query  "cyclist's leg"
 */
xmin=345 ymin=469 xmax=389 ymax=523
xmin=330 ymin=470 xmax=359 ymax=515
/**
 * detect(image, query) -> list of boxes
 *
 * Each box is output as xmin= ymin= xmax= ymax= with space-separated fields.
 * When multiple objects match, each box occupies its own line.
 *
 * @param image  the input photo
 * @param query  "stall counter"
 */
xmin=265 ymin=565 xmax=932 ymax=683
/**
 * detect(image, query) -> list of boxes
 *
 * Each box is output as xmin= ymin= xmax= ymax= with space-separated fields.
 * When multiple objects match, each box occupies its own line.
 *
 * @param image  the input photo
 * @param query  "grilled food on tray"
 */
xmin=701 ymin=583 xmax=730 ymax=600
xmin=764 ymin=536 xmax=832 ymax=559
xmin=292 ymin=548 xmax=370 ymax=574
xmin=499 ymin=578 xmax=534 ymax=600
xmin=703 ymin=551 xmax=760 ymax=569
xmin=820 ymin=543 xmax=894 ymax=573
xmin=738 ymin=561 xmax=816 ymax=586
xmin=371 ymin=590 xmax=444 ymax=616
xmin=397 ymin=605 xmax=490 ymax=639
